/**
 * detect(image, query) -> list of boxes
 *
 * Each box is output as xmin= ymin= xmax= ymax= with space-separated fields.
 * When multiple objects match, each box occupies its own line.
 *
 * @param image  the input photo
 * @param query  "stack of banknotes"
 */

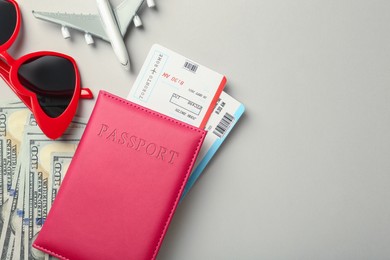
xmin=0 ymin=101 xmax=87 ymax=260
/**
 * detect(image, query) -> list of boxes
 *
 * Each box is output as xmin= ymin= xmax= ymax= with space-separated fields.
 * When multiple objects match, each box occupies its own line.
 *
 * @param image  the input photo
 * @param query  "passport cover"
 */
xmin=33 ymin=91 xmax=206 ymax=260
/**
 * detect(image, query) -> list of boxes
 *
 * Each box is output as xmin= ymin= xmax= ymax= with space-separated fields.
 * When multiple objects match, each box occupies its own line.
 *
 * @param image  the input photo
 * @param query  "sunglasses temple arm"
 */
xmin=80 ymin=88 xmax=94 ymax=99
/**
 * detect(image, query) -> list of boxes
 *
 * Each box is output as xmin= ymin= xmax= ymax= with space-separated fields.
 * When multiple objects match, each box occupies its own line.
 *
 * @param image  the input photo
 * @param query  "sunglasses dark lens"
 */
xmin=0 ymin=0 xmax=17 ymax=45
xmin=17 ymin=56 xmax=76 ymax=118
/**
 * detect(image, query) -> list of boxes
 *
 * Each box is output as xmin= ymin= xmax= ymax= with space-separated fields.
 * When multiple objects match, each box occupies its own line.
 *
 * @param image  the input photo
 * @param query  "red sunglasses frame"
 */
xmin=0 ymin=0 xmax=93 ymax=139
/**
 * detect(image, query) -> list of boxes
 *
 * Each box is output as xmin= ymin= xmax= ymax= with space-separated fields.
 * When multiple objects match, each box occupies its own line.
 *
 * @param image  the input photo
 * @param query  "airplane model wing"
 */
xmin=32 ymin=11 xmax=109 ymax=41
xmin=32 ymin=0 xmax=156 ymax=70
xmin=114 ymin=0 xmax=146 ymax=36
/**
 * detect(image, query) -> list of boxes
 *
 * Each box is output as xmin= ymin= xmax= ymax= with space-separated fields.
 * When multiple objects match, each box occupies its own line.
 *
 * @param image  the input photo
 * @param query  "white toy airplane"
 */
xmin=32 ymin=0 xmax=156 ymax=70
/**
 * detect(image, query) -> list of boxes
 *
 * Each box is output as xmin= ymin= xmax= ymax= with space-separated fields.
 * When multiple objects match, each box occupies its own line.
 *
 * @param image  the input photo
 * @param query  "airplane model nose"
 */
xmin=122 ymin=60 xmax=130 ymax=70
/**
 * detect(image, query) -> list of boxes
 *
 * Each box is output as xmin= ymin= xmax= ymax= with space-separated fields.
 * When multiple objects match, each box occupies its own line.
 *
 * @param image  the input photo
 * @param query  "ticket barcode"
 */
xmin=183 ymin=61 xmax=198 ymax=73
xmin=213 ymin=112 xmax=234 ymax=138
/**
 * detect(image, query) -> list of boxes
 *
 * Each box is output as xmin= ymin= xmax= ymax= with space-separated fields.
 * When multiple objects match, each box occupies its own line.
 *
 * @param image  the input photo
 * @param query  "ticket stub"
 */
xmin=181 ymin=91 xmax=245 ymax=200
xmin=127 ymin=44 xmax=226 ymax=128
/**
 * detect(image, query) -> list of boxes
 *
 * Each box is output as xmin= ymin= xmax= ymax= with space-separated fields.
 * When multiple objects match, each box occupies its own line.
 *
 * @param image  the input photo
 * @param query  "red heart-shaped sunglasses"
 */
xmin=0 ymin=0 xmax=93 ymax=139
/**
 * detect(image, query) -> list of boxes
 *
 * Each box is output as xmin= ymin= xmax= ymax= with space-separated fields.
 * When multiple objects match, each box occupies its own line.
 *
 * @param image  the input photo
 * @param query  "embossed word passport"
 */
xmin=33 ymin=91 xmax=206 ymax=260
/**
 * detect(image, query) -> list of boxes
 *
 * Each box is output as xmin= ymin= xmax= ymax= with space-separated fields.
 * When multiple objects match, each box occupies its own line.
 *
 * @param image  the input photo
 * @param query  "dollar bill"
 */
xmin=11 ymin=123 xmax=86 ymax=260
xmin=4 ymin=235 xmax=15 ymax=260
xmin=47 ymin=153 xmax=73 ymax=211
xmin=0 ymin=138 xmax=5 ymax=235
xmin=0 ymin=104 xmax=36 ymax=202
xmin=44 ymin=153 xmax=74 ymax=260
xmin=0 ymin=102 xmax=36 ymax=259
xmin=22 ymin=126 xmax=84 ymax=260
xmin=11 ymin=129 xmax=30 ymax=260
xmin=0 ymin=104 xmax=27 ymax=213
xmin=0 ymin=100 xmax=88 ymax=260
xmin=0 ymin=156 xmax=24 ymax=260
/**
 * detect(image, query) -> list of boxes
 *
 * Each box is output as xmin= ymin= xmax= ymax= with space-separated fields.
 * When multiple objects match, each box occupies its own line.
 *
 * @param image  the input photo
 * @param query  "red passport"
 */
xmin=33 ymin=91 xmax=206 ymax=260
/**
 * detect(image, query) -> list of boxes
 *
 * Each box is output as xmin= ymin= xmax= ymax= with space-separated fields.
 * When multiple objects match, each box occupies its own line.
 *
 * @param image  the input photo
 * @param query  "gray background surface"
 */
xmin=2 ymin=0 xmax=390 ymax=259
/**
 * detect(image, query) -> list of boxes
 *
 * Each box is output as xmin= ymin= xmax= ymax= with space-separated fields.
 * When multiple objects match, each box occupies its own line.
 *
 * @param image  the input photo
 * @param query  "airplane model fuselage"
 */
xmin=96 ymin=0 xmax=130 ymax=70
xmin=32 ymin=0 xmax=156 ymax=71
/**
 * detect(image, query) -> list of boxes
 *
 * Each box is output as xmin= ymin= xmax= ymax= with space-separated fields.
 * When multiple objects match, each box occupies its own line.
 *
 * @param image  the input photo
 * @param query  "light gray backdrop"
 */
xmin=1 ymin=0 xmax=390 ymax=259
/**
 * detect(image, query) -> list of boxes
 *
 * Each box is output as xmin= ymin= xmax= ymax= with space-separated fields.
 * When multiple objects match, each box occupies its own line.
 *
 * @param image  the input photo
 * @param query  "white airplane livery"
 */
xmin=32 ymin=0 xmax=156 ymax=70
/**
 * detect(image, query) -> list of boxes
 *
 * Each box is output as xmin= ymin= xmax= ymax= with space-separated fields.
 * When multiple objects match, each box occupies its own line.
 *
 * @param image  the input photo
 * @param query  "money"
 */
xmin=0 ymin=100 xmax=87 ymax=259
xmin=22 ymin=126 xmax=84 ymax=260
xmin=11 ymin=156 xmax=26 ymax=260
xmin=42 ymin=153 xmax=73 ymax=260
xmin=47 ymin=153 xmax=73 ymax=210
xmin=1 ymin=160 xmax=23 ymax=260
xmin=0 ymin=138 xmax=5 ymax=234
xmin=42 ymin=153 xmax=72 ymax=260
xmin=0 ymin=103 xmax=36 ymax=202
xmin=0 ymin=101 xmax=36 ymax=259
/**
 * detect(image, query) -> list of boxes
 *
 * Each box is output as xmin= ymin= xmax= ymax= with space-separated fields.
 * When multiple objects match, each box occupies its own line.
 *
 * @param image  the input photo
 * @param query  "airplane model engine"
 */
xmin=134 ymin=0 xmax=155 ymax=27
xmin=84 ymin=33 xmax=94 ymax=45
xmin=133 ymin=15 xmax=142 ymax=27
xmin=61 ymin=26 xmax=71 ymax=39
xmin=146 ymin=0 xmax=155 ymax=8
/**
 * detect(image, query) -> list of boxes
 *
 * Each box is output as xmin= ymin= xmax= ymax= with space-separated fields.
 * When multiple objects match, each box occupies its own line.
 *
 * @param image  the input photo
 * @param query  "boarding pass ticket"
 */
xmin=127 ymin=44 xmax=226 ymax=129
xmin=181 ymin=91 xmax=245 ymax=199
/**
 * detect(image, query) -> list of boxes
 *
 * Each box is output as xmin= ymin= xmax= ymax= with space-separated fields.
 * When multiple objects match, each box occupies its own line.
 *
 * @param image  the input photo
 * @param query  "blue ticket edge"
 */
xmin=180 ymin=104 xmax=246 ymax=201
